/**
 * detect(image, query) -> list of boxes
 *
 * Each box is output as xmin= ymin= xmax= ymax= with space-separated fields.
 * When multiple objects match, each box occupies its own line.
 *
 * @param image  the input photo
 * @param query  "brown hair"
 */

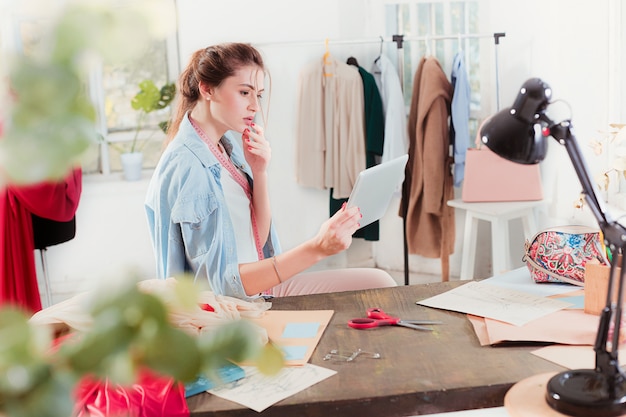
xmin=166 ymin=42 xmax=268 ymax=145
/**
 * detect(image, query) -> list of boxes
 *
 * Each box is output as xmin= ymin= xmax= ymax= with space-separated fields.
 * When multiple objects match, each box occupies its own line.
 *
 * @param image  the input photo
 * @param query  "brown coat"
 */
xmin=400 ymin=56 xmax=455 ymax=278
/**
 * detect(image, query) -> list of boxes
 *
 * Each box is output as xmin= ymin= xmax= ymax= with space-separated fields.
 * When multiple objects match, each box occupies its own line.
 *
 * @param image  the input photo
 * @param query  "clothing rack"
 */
xmin=256 ymin=33 xmax=504 ymax=108
xmin=258 ymin=32 xmax=506 ymax=285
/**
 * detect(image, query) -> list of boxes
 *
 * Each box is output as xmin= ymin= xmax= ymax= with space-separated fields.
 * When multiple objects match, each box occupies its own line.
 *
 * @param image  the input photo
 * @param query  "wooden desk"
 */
xmin=187 ymin=281 xmax=565 ymax=416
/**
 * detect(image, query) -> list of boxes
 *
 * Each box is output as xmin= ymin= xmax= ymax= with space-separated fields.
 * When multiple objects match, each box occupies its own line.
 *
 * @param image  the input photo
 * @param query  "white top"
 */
xmin=221 ymin=164 xmax=258 ymax=263
xmin=371 ymin=54 xmax=409 ymax=163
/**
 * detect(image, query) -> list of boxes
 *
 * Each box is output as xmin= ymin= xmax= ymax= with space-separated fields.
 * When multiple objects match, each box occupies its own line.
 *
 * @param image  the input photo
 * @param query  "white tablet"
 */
xmin=346 ymin=154 xmax=409 ymax=228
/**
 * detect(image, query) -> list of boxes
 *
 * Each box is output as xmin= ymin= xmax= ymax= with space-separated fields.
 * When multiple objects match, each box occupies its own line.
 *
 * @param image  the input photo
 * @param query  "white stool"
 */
xmin=447 ymin=199 xmax=542 ymax=280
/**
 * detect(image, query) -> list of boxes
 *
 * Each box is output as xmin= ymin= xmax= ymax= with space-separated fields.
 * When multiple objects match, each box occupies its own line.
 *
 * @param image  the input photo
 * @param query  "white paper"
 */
xmin=417 ymin=281 xmax=572 ymax=326
xmin=482 ymin=267 xmax=579 ymax=297
xmin=207 ymin=364 xmax=336 ymax=412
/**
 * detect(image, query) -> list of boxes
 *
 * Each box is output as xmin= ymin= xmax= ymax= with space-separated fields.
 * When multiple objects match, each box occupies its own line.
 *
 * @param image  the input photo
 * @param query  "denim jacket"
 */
xmin=145 ymin=114 xmax=281 ymax=300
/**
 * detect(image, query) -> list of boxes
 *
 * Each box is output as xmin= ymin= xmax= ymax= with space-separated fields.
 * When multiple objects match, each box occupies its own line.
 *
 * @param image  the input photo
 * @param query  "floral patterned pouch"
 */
xmin=523 ymin=225 xmax=610 ymax=286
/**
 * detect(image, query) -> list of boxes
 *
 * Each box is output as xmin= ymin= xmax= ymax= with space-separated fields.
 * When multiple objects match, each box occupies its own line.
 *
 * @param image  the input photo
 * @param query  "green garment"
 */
xmin=330 ymin=63 xmax=385 ymax=241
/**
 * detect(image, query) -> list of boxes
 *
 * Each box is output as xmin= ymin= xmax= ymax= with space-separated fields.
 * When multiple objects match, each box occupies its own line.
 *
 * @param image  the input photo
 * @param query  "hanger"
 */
xmin=323 ymin=38 xmax=331 ymax=64
xmin=424 ymin=35 xmax=431 ymax=57
xmin=346 ymin=56 xmax=359 ymax=66
xmin=323 ymin=38 xmax=333 ymax=77
xmin=374 ymin=36 xmax=384 ymax=64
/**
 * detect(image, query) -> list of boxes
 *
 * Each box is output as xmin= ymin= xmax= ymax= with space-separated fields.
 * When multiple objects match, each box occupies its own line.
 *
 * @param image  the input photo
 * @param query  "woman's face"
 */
xmin=207 ymin=65 xmax=264 ymax=133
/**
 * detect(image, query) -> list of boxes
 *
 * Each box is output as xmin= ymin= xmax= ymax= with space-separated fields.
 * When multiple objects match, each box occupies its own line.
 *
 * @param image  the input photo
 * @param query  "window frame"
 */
xmin=91 ymin=29 xmax=180 ymax=175
xmin=380 ymin=0 xmax=495 ymax=142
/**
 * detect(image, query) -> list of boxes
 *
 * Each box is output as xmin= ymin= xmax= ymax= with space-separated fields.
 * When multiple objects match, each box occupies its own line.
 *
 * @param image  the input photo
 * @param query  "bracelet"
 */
xmin=272 ymin=256 xmax=283 ymax=284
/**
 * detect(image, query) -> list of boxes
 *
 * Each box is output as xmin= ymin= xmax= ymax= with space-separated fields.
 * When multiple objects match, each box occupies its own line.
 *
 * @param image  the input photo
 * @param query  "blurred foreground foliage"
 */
xmin=0 ymin=1 xmax=283 ymax=416
xmin=0 ymin=0 xmax=162 ymax=185
xmin=0 ymin=279 xmax=281 ymax=417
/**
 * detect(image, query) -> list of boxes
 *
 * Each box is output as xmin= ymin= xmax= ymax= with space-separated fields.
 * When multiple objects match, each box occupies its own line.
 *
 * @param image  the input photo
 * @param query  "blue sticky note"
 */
xmin=282 ymin=345 xmax=308 ymax=360
xmin=282 ymin=322 xmax=320 ymax=338
xmin=559 ymin=295 xmax=585 ymax=309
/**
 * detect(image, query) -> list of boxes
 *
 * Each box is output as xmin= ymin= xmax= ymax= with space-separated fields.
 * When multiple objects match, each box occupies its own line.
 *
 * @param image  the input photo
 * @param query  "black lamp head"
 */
xmin=479 ymin=78 xmax=552 ymax=165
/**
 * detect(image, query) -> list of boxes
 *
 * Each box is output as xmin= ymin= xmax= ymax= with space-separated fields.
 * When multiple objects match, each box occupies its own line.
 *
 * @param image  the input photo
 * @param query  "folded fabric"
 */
xmin=29 ymin=277 xmax=271 ymax=342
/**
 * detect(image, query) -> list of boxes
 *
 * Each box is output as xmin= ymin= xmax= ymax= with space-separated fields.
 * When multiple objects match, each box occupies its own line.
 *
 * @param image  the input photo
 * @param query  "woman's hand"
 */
xmin=313 ymin=204 xmax=361 ymax=256
xmin=242 ymin=123 xmax=271 ymax=175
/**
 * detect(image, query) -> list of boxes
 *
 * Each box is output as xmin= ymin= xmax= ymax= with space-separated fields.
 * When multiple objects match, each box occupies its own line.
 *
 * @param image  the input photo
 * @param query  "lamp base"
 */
xmin=546 ymin=369 xmax=626 ymax=417
xmin=505 ymin=372 xmax=626 ymax=417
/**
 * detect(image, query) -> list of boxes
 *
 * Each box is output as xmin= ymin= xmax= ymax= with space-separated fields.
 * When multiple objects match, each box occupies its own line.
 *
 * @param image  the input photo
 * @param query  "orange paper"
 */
xmin=244 ymin=310 xmax=334 ymax=366
xmin=467 ymin=290 xmax=596 ymax=346
xmin=532 ymin=345 xmax=626 ymax=369
xmin=468 ymin=307 xmax=599 ymax=346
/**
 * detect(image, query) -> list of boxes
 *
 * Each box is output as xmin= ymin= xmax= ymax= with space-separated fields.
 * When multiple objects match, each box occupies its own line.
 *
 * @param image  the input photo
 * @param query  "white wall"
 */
xmin=40 ymin=0 xmax=622 ymax=303
xmin=489 ymin=0 xmax=615 ymax=228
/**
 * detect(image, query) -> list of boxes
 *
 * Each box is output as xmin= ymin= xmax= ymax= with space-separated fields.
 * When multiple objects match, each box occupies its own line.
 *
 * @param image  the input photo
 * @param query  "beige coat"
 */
xmin=295 ymin=55 xmax=366 ymax=199
xmin=400 ymin=56 xmax=455 ymax=279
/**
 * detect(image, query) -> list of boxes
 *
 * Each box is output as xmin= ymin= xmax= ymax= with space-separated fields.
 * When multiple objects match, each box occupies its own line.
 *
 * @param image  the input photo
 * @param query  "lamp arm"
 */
xmin=548 ymin=117 xmax=626 ymax=383
xmin=547 ymin=119 xmax=613 ymax=228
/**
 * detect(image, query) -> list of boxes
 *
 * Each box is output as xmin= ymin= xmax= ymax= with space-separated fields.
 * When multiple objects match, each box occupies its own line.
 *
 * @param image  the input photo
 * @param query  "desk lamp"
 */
xmin=480 ymin=78 xmax=626 ymax=417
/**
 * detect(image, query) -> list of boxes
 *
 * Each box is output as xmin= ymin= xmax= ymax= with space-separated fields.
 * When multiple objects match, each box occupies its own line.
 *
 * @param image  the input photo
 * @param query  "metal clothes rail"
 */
xmin=254 ymin=33 xmax=505 ymax=48
xmin=255 ymin=32 xmax=505 ymax=107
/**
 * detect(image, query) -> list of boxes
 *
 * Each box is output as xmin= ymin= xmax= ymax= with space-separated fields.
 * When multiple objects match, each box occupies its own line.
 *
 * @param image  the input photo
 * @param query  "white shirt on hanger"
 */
xmin=371 ymin=54 xmax=409 ymax=164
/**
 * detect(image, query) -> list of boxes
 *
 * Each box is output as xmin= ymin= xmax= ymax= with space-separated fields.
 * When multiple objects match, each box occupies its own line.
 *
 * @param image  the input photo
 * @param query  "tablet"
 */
xmin=346 ymin=154 xmax=409 ymax=228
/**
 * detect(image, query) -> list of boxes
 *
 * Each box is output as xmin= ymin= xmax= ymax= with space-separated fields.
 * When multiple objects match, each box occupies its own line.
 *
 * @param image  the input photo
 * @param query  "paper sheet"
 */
xmin=482 ymin=267 xmax=581 ymax=297
xmin=244 ymin=310 xmax=334 ymax=366
xmin=208 ymin=364 xmax=336 ymax=412
xmin=532 ymin=345 xmax=626 ymax=369
xmin=417 ymin=281 xmax=572 ymax=326
xmin=467 ymin=308 xmax=599 ymax=346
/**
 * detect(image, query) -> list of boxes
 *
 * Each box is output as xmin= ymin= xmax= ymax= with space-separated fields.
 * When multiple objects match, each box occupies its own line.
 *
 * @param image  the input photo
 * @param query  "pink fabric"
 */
xmin=268 ymin=268 xmax=397 ymax=297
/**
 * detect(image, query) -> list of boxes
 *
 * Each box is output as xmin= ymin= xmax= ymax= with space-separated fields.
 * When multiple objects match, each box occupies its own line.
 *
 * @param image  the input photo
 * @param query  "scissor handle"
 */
xmin=366 ymin=308 xmax=400 ymax=324
xmin=348 ymin=318 xmax=396 ymax=329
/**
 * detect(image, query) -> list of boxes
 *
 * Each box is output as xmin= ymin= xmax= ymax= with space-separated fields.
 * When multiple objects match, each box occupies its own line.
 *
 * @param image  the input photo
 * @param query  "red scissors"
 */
xmin=348 ymin=308 xmax=441 ymax=331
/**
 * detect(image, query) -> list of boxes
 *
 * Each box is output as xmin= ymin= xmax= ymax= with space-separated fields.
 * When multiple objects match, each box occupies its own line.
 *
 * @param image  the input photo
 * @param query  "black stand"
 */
xmin=542 ymin=119 xmax=626 ymax=416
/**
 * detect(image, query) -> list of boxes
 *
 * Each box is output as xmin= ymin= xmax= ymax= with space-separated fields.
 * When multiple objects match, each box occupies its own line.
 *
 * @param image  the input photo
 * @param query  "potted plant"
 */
xmin=118 ymin=79 xmax=175 ymax=181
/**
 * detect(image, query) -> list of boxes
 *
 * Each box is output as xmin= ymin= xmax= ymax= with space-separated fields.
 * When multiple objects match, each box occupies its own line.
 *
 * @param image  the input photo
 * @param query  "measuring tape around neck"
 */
xmin=189 ymin=117 xmax=265 ymax=260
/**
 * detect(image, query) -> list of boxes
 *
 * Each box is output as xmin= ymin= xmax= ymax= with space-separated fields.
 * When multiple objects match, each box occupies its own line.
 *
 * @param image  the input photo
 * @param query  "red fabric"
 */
xmin=51 ymin=332 xmax=190 ymax=417
xmin=0 ymin=168 xmax=82 ymax=313
xmin=73 ymin=370 xmax=190 ymax=417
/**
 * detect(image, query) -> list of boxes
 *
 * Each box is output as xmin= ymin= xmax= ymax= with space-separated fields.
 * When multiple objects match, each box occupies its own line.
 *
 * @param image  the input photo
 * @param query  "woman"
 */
xmin=145 ymin=42 xmax=396 ymax=300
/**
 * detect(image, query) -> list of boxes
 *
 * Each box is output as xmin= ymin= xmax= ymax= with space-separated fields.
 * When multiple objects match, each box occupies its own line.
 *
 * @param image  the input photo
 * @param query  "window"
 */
xmin=2 ymin=1 xmax=179 ymax=177
xmin=384 ymin=0 xmax=493 ymax=141
xmin=84 ymin=33 xmax=179 ymax=175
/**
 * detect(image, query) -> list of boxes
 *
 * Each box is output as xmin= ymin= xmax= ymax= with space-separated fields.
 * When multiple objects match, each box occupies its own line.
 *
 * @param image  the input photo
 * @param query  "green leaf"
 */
xmin=143 ymin=327 xmax=201 ymax=382
xmin=254 ymin=343 xmax=284 ymax=376
xmin=156 ymin=82 xmax=176 ymax=110
xmin=1 ymin=56 xmax=97 ymax=184
xmin=131 ymin=80 xmax=161 ymax=113
xmin=1 ymin=368 xmax=75 ymax=417
xmin=197 ymin=321 xmax=261 ymax=371
xmin=159 ymin=120 xmax=170 ymax=134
